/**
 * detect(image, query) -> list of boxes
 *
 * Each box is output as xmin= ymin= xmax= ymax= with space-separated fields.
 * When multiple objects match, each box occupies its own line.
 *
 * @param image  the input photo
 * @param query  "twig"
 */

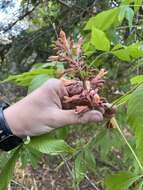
xmin=117 ymin=25 xmax=142 ymax=29
xmin=61 ymin=154 xmax=100 ymax=190
xmin=85 ymin=174 xmax=100 ymax=190
xmin=57 ymin=0 xmax=86 ymax=10
xmin=3 ymin=2 xmax=40 ymax=33
xmin=60 ymin=154 xmax=80 ymax=190
xmin=11 ymin=180 xmax=30 ymax=190
xmin=60 ymin=154 xmax=73 ymax=177
xmin=57 ymin=0 xmax=72 ymax=8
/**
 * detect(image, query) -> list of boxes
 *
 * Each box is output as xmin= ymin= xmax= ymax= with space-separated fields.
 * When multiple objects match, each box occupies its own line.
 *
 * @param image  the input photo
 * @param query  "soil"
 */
xmin=12 ymin=156 xmax=99 ymax=190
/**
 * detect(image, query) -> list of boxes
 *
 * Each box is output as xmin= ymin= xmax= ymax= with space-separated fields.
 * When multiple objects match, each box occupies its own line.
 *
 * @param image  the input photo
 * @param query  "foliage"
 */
xmin=105 ymin=172 xmax=142 ymax=190
xmin=1 ymin=0 xmax=143 ymax=189
xmin=28 ymin=134 xmax=75 ymax=155
xmin=1 ymin=68 xmax=55 ymax=87
xmin=0 ymin=148 xmax=21 ymax=190
xmin=128 ymin=83 xmax=143 ymax=163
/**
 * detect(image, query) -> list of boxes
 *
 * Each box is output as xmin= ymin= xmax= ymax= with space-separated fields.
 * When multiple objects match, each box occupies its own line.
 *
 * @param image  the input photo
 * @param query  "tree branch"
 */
xmin=3 ymin=2 xmax=40 ymax=33
xmin=57 ymin=0 xmax=72 ymax=8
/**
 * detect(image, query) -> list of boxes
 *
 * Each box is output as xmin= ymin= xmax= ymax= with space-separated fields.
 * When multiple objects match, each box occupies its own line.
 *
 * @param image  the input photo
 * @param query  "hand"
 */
xmin=3 ymin=79 xmax=103 ymax=137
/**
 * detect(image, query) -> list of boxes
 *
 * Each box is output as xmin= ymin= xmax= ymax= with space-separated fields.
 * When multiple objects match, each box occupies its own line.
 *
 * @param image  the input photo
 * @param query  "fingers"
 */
xmin=78 ymin=110 xmax=103 ymax=124
xmin=40 ymin=78 xmax=68 ymax=108
xmin=43 ymin=78 xmax=68 ymax=98
xmin=41 ymin=79 xmax=103 ymax=128
xmin=52 ymin=109 xmax=103 ymax=128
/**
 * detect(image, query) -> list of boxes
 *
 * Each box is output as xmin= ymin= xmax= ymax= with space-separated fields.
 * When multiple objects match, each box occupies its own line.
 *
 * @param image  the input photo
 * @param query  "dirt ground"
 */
xmin=12 ymin=156 xmax=99 ymax=190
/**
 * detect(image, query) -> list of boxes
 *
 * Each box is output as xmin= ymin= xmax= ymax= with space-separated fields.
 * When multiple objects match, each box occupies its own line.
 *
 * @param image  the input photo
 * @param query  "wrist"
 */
xmin=0 ymin=102 xmax=23 ymax=151
xmin=3 ymin=92 xmax=48 ymax=137
xmin=3 ymin=102 xmax=27 ymax=138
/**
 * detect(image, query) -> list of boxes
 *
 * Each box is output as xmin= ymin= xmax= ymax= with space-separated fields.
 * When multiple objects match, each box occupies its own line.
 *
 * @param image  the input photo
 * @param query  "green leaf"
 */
xmin=130 ymin=75 xmax=143 ymax=84
xmin=128 ymin=83 xmax=143 ymax=162
xmin=1 ymin=69 xmax=55 ymax=87
xmin=83 ymin=41 xmax=95 ymax=56
xmin=0 ymin=153 xmax=11 ymax=170
xmin=118 ymin=6 xmax=127 ymax=22
xmin=134 ymin=0 xmax=142 ymax=12
xmin=28 ymin=74 xmax=49 ymax=93
xmin=112 ymin=43 xmax=143 ymax=61
xmin=84 ymin=8 xmax=120 ymax=31
xmin=112 ymin=93 xmax=131 ymax=106
xmin=121 ymin=0 xmax=134 ymax=5
xmin=0 ymin=148 xmax=21 ymax=190
xmin=84 ymin=148 xmax=96 ymax=173
xmin=106 ymin=28 xmax=120 ymax=45
xmin=112 ymin=43 xmax=125 ymax=51
xmin=105 ymin=172 xmax=141 ymax=190
xmin=119 ymin=6 xmax=134 ymax=28
xmin=28 ymin=134 xmax=75 ymax=155
xmin=125 ymin=7 xmax=134 ymax=28
xmin=127 ymin=84 xmax=143 ymax=129
xmin=41 ymin=61 xmax=65 ymax=70
xmin=91 ymin=28 xmax=110 ymax=51
xmin=20 ymin=146 xmax=42 ymax=169
xmin=73 ymin=152 xmax=86 ymax=185
xmin=97 ymin=131 xmax=112 ymax=159
xmin=127 ymin=43 xmax=143 ymax=58
xmin=55 ymin=127 xmax=69 ymax=139
xmin=112 ymin=48 xmax=131 ymax=61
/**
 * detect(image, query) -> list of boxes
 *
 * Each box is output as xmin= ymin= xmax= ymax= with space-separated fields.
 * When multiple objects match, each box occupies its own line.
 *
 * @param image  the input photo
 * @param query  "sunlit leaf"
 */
xmin=130 ymin=75 xmax=143 ymax=84
xmin=91 ymin=28 xmax=110 ymax=51
xmin=121 ymin=0 xmax=134 ymax=5
xmin=127 ymin=43 xmax=143 ymax=58
xmin=1 ymin=69 xmax=55 ymax=87
xmin=28 ymin=134 xmax=75 ymax=155
xmin=112 ymin=48 xmax=131 ymax=61
xmin=113 ymin=93 xmax=131 ymax=106
xmin=112 ymin=43 xmax=143 ymax=61
xmin=134 ymin=0 xmax=142 ymax=12
xmin=84 ymin=8 xmax=120 ymax=31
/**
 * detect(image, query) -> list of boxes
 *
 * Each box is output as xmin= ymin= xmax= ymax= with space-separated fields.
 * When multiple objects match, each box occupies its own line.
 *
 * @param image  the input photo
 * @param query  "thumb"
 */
xmin=55 ymin=109 xmax=103 ymax=127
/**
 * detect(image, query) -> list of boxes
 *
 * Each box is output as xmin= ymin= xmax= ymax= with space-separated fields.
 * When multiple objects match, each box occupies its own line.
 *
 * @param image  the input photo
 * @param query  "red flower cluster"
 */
xmin=49 ymin=31 xmax=116 ymax=116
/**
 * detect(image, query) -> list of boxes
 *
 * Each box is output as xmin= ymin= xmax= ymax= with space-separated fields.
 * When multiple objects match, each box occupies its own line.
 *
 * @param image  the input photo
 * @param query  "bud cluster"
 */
xmin=48 ymin=31 xmax=116 ymax=116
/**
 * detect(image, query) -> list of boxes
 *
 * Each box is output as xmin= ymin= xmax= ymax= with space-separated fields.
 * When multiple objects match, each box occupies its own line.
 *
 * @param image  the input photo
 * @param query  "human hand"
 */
xmin=3 ymin=79 xmax=103 ymax=137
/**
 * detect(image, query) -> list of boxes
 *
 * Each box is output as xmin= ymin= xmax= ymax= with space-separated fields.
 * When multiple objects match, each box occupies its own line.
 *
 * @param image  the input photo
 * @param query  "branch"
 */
xmin=11 ymin=180 xmax=30 ymax=190
xmin=3 ymin=2 xmax=40 ymax=33
xmin=57 ymin=0 xmax=93 ymax=10
xmin=57 ymin=0 xmax=72 ymax=8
